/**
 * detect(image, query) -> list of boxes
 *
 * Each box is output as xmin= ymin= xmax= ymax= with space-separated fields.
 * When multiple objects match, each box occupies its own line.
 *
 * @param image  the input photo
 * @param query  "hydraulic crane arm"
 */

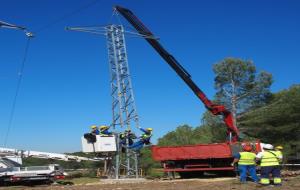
xmin=0 ymin=147 xmax=99 ymax=162
xmin=114 ymin=6 xmax=239 ymax=142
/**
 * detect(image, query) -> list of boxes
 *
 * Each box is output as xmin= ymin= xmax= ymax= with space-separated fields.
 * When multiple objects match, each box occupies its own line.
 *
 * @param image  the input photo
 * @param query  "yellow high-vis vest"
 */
xmin=238 ymin=152 xmax=256 ymax=165
xmin=260 ymin=151 xmax=280 ymax=166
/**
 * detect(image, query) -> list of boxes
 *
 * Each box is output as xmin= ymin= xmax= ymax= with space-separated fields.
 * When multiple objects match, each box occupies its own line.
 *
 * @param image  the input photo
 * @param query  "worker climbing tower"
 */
xmin=66 ymin=24 xmax=141 ymax=179
xmin=106 ymin=24 xmax=140 ymax=178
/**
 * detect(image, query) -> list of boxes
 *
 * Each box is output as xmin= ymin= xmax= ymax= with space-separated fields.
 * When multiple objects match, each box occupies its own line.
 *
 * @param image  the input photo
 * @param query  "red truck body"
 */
xmin=151 ymin=142 xmax=262 ymax=174
xmin=152 ymin=143 xmax=232 ymax=161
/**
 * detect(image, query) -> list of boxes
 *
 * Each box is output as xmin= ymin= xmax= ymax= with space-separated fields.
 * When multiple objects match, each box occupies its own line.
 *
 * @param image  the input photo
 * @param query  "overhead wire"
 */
xmin=3 ymin=0 xmax=102 ymax=147
xmin=107 ymin=8 xmax=117 ymax=25
xmin=3 ymin=37 xmax=32 ymax=147
xmin=34 ymin=0 xmax=102 ymax=34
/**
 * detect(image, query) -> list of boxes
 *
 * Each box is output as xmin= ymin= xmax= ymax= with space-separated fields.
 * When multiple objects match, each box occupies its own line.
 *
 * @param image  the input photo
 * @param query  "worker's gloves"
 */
xmin=230 ymin=162 xmax=235 ymax=167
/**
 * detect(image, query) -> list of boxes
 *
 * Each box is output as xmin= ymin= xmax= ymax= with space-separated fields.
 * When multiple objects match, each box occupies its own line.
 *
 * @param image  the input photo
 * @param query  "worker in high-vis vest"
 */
xmin=256 ymin=144 xmax=283 ymax=186
xmin=275 ymin=145 xmax=283 ymax=163
xmin=232 ymin=145 xmax=258 ymax=183
xmin=128 ymin=127 xmax=153 ymax=151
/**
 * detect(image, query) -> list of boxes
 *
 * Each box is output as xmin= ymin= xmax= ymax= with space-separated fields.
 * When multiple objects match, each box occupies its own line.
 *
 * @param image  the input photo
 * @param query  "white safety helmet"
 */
xmin=263 ymin=144 xmax=274 ymax=150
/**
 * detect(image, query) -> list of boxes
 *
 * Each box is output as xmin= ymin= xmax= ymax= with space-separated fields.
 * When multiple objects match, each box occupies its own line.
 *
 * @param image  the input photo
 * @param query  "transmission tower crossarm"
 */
xmin=0 ymin=20 xmax=25 ymax=30
xmin=0 ymin=20 xmax=34 ymax=37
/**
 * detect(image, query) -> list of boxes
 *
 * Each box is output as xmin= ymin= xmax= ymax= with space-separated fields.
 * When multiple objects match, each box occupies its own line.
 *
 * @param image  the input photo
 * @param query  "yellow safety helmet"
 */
xmin=91 ymin=125 xmax=97 ymax=129
xmin=99 ymin=125 xmax=108 ymax=130
xmin=146 ymin=128 xmax=153 ymax=131
xmin=275 ymin=146 xmax=283 ymax=150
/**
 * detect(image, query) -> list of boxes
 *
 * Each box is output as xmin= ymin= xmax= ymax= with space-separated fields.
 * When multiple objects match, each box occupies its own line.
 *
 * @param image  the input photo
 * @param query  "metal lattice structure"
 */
xmin=66 ymin=24 xmax=141 ymax=179
xmin=106 ymin=25 xmax=139 ymax=178
xmin=106 ymin=25 xmax=140 ymax=134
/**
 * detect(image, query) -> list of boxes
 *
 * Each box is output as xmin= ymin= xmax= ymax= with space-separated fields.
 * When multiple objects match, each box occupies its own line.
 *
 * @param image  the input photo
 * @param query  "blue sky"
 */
xmin=1 ymin=0 xmax=299 ymax=152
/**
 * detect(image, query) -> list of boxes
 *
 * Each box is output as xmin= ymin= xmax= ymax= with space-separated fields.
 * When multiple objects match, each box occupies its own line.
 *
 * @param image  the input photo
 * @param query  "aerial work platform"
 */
xmin=81 ymin=135 xmax=117 ymax=153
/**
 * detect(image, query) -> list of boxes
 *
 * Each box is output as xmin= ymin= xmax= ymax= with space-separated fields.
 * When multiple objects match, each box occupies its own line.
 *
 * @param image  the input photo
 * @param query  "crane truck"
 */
xmin=0 ymin=147 xmax=97 ymax=185
xmin=114 ymin=6 xmax=263 ymax=177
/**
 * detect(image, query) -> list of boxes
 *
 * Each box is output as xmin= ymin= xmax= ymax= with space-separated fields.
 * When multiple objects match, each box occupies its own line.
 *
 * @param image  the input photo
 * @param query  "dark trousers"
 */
xmin=261 ymin=166 xmax=281 ymax=178
xmin=84 ymin=133 xmax=96 ymax=143
xmin=128 ymin=140 xmax=144 ymax=150
xmin=260 ymin=166 xmax=281 ymax=185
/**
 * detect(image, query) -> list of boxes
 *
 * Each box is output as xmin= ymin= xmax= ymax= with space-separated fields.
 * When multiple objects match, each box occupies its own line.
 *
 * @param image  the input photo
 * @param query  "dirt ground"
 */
xmin=1 ymin=176 xmax=300 ymax=190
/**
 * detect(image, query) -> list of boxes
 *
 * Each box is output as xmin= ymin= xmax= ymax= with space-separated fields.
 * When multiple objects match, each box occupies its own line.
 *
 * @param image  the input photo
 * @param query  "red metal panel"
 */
xmin=151 ymin=143 xmax=232 ymax=161
xmin=184 ymin=164 xmax=210 ymax=168
xmin=164 ymin=167 xmax=234 ymax=172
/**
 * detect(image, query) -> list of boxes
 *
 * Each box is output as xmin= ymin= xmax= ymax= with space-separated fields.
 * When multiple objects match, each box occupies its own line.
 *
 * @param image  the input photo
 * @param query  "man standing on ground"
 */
xmin=275 ymin=146 xmax=283 ymax=162
xmin=232 ymin=145 xmax=259 ymax=183
xmin=256 ymin=144 xmax=283 ymax=186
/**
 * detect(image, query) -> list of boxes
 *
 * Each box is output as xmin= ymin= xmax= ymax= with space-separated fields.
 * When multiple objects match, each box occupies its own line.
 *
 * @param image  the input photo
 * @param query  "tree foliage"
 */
xmin=239 ymin=85 xmax=300 ymax=155
xmin=213 ymin=58 xmax=273 ymax=126
xmin=140 ymin=147 xmax=162 ymax=176
xmin=158 ymin=125 xmax=198 ymax=146
xmin=200 ymin=112 xmax=228 ymax=142
xmin=157 ymin=124 xmax=226 ymax=146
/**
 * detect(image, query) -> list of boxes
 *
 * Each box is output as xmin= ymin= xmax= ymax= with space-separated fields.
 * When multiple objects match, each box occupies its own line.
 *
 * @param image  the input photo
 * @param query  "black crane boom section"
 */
xmin=115 ymin=6 xmax=239 ymax=142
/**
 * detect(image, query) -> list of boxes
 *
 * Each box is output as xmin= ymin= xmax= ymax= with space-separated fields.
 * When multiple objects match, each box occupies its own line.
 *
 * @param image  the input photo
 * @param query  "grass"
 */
xmin=146 ymin=168 xmax=166 ymax=178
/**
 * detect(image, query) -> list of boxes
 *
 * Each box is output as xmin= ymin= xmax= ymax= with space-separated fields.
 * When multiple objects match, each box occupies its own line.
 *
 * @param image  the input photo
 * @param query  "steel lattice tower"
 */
xmin=106 ymin=25 xmax=140 ymax=179
xmin=66 ymin=24 xmax=141 ymax=179
xmin=106 ymin=25 xmax=139 ymax=135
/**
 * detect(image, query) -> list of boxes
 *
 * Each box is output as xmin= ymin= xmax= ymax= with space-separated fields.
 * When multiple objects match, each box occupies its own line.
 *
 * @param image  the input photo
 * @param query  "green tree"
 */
xmin=157 ymin=125 xmax=195 ymax=146
xmin=157 ymin=124 xmax=223 ymax=146
xmin=239 ymin=85 xmax=300 ymax=156
xmin=213 ymin=58 xmax=273 ymax=128
xmin=200 ymin=112 xmax=227 ymax=142
xmin=140 ymin=147 xmax=162 ymax=176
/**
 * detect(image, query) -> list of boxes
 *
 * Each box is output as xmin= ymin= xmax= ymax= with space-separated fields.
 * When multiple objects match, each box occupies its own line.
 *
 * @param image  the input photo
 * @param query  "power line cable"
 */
xmin=34 ymin=0 xmax=101 ymax=34
xmin=4 ymin=37 xmax=32 ymax=147
xmin=3 ymin=0 xmax=102 ymax=147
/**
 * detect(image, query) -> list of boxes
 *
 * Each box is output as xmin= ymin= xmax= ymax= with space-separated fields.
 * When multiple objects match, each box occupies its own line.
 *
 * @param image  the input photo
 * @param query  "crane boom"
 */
xmin=114 ymin=6 xmax=239 ymax=142
xmin=0 ymin=147 xmax=98 ymax=162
